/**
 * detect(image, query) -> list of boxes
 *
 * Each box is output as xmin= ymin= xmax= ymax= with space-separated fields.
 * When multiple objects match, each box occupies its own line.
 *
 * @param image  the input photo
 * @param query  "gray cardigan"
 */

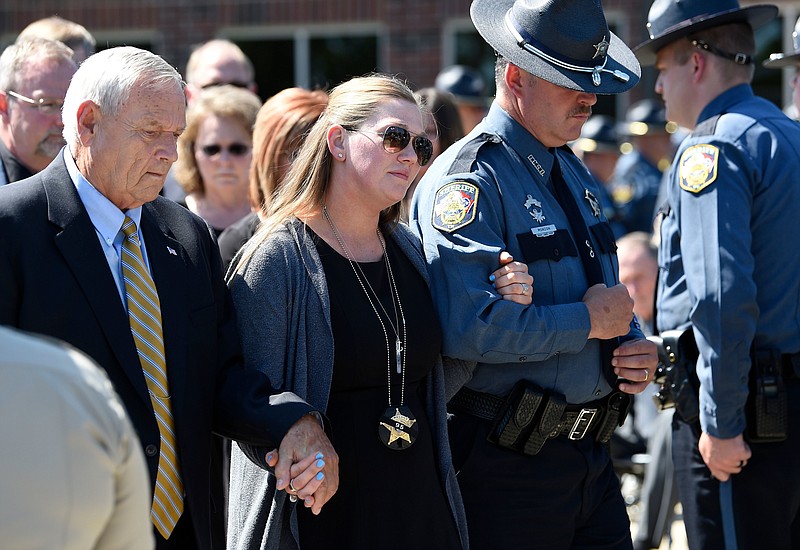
xmin=226 ymin=218 xmax=471 ymax=550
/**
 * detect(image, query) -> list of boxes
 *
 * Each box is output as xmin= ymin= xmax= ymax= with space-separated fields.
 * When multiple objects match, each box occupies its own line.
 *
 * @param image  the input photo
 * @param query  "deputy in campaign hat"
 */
xmin=763 ymin=15 xmax=800 ymax=69
xmin=618 ymin=99 xmax=677 ymax=137
xmin=435 ymin=65 xmax=488 ymax=105
xmin=435 ymin=64 xmax=490 ymax=132
xmin=635 ymin=0 xmax=778 ymax=65
xmin=470 ymin=0 xmax=640 ymax=94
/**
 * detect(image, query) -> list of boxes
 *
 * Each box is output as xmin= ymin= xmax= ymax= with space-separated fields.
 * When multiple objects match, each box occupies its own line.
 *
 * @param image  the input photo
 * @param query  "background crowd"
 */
xmin=1 ymin=0 xmax=800 ymax=548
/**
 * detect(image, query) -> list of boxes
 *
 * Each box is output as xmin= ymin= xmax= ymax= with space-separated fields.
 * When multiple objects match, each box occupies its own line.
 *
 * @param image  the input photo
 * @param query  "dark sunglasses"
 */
xmin=198 ymin=143 xmax=250 ymax=157
xmin=350 ymin=125 xmax=433 ymax=167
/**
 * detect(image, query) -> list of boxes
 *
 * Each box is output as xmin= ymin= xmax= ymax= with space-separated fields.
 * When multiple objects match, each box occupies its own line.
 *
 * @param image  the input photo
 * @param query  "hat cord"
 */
xmin=504 ymin=11 xmax=630 ymax=86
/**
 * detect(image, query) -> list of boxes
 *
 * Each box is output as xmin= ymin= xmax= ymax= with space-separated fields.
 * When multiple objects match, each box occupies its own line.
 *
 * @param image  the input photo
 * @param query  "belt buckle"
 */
xmin=568 ymin=408 xmax=597 ymax=440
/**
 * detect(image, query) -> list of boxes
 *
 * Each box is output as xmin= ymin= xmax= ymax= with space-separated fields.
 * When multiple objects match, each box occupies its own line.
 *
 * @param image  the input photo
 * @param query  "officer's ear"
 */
xmin=504 ymin=63 xmax=526 ymax=98
xmin=690 ymin=50 xmax=707 ymax=82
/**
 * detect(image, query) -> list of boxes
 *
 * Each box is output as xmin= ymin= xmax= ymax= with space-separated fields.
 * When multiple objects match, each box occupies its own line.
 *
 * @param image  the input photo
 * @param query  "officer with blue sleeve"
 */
xmin=636 ymin=0 xmax=800 ymax=548
xmin=410 ymin=0 xmax=658 ymax=547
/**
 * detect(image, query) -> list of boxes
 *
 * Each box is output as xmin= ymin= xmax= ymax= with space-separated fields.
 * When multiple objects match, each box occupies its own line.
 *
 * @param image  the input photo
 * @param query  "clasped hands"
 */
xmin=264 ymin=414 xmax=339 ymax=515
xmin=583 ymin=283 xmax=658 ymax=395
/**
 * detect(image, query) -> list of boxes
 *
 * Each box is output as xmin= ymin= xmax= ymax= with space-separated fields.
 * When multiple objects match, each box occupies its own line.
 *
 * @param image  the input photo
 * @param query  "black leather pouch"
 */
xmin=745 ymin=350 xmax=787 ymax=443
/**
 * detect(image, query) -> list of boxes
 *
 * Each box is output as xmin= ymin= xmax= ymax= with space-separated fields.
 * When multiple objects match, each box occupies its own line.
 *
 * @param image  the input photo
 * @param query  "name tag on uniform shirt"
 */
xmin=531 ymin=224 xmax=557 ymax=238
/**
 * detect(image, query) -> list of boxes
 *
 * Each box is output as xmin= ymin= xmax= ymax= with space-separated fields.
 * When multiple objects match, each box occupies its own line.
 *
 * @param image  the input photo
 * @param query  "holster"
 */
xmin=745 ymin=349 xmax=788 ymax=443
xmin=649 ymin=329 xmax=700 ymax=423
xmin=481 ymin=380 xmax=630 ymax=456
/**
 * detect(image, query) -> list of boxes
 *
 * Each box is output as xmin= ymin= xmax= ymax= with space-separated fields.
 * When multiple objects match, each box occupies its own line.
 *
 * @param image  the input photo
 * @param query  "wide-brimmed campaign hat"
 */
xmin=618 ymin=99 xmax=678 ymax=136
xmin=635 ymin=0 xmax=778 ymax=66
xmin=763 ymin=16 xmax=800 ymax=69
xmin=435 ymin=65 xmax=490 ymax=106
xmin=470 ymin=0 xmax=640 ymax=94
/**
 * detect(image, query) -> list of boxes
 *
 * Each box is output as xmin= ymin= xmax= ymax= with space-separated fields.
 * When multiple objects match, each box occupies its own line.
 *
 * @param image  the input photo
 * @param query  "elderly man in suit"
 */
xmin=0 ymin=46 xmax=338 ymax=550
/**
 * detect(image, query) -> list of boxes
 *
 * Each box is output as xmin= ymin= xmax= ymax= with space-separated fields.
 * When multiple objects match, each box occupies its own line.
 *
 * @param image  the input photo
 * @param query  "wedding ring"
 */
xmin=288 ymin=479 xmax=298 ymax=494
xmin=521 ymin=283 xmax=529 ymax=295
xmin=643 ymin=370 xmax=649 ymax=382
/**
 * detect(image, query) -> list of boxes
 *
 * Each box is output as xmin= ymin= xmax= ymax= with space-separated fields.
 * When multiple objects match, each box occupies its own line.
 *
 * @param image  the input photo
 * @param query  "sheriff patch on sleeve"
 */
xmin=679 ymin=144 xmax=719 ymax=193
xmin=432 ymin=181 xmax=479 ymax=232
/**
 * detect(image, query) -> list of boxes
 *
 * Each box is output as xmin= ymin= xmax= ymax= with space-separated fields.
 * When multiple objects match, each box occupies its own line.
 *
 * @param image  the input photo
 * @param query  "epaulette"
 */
xmin=691 ymin=114 xmax=721 ymax=137
xmin=446 ymin=133 xmax=502 ymax=175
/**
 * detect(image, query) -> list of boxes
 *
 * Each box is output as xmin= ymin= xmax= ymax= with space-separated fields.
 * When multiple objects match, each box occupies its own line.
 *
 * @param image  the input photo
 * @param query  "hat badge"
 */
xmin=593 ymin=36 xmax=610 ymax=59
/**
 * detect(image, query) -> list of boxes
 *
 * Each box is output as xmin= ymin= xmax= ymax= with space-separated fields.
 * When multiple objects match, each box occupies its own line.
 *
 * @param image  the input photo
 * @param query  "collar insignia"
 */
xmin=584 ymin=189 xmax=601 ymax=217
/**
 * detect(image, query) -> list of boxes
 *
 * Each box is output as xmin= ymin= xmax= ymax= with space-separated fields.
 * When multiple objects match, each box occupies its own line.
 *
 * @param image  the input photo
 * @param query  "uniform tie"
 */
xmin=550 ymin=154 xmax=617 ymax=386
xmin=120 ymin=216 xmax=184 ymax=538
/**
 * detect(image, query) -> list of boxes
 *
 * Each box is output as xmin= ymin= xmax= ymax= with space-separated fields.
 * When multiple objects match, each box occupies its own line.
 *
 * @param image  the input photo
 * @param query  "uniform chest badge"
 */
xmin=584 ymin=189 xmax=601 ymax=217
xmin=679 ymin=144 xmax=719 ymax=193
xmin=524 ymin=194 xmax=546 ymax=223
xmin=432 ymin=181 xmax=479 ymax=232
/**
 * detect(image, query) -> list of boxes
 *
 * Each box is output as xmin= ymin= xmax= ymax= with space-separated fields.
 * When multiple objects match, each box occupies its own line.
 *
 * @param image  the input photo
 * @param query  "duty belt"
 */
xmin=450 ymin=384 xmax=630 ymax=447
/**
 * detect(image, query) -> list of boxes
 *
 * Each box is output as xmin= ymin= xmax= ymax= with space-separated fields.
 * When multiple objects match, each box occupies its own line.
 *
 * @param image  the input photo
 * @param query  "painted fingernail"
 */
xmin=305 ymin=498 xmax=312 ymax=506
xmin=266 ymin=453 xmax=274 ymax=462
xmin=315 ymin=452 xmax=324 ymax=460
xmin=316 ymin=459 xmax=325 ymax=468
xmin=277 ymin=479 xmax=285 ymax=488
xmin=489 ymin=274 xmax=496 ymax=282
xmin=316 ymin=472 xmax=325 ymax=481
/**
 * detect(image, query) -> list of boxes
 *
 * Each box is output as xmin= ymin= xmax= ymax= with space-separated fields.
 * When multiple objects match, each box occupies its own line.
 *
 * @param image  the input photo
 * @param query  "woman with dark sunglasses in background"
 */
xmin=174 ymin=84 xmax=261 ymax=236
xmin=226 ymin=74 xmax=533 ymax=549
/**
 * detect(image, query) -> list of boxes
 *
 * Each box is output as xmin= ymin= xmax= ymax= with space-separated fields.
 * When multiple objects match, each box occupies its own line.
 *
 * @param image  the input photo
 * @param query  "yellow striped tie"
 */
xmin=120 ymin=216 xmax=184 ymax=539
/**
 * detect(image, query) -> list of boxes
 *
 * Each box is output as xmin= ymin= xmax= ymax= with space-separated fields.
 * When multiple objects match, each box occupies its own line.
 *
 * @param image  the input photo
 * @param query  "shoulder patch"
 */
xmin=432 ymin=181 xmax=479 ymax=233
xmin=679 ymin=144 xmax=719 ymax=193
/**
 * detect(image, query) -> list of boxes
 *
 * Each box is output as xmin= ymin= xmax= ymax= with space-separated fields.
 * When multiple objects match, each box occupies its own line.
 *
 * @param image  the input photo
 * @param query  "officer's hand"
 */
xmin=491 ymin=251 xmax=533 ymax=305
xmin=612 ymin=338 xmax=658 ymax=394
xmin=583 ymin=283 xmax=634 ymax=340
xmin=274 ymin=414 xmax=339 ymax=515
xmin=698 ymin=432 xmax=751 ymax=482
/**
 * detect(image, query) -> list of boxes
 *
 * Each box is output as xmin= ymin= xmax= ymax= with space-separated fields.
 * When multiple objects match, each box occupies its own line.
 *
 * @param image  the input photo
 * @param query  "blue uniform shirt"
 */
xmin=657 ymin=84 xmax=800 ymax=438
xmin=411 ymin=102 xmax=642 ymax=404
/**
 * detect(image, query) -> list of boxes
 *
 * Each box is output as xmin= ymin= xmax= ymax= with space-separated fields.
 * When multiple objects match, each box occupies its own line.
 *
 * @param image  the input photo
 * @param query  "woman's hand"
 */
xmin=490 ymin=251 xmax=533 ymax=305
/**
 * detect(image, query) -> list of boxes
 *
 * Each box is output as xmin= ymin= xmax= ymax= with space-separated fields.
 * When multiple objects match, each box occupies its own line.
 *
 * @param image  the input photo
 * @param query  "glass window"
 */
xmin=309 ymin=36 xmax=378 ymax=90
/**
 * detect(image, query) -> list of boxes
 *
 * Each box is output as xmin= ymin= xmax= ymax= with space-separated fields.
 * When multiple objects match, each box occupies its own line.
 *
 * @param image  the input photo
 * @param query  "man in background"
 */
xmin=611 ymin=99 xmax=677 ymax=235
xmin=17 ymin=15 xmax=96 ymax=63
xmin=763 ymin=15 xmax=800 ymax=119
xmin=0 ymin=38 xmax=77 ymax=185
xmin=162 ymin=38 xmax=258 ymax=202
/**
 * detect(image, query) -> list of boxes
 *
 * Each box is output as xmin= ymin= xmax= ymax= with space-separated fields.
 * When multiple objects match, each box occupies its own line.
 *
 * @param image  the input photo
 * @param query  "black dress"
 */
xmin=296 ymin=232 xmax=461 ymax=549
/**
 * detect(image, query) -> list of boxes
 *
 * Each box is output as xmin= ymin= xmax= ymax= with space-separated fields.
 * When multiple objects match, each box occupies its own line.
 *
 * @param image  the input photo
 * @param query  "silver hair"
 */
xmin=62 ymin=46 xmax=185 ymax=149
xmin=0 ymin=37 xmax=75 ymax=92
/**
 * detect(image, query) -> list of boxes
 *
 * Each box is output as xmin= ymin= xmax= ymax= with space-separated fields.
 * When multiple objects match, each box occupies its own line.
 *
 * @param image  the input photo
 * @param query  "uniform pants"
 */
xmin=633 ymin=409 xmax=678 ymax=550
xmin=448 ymin=411 xmax=632 ymax=550
xmin=672 ymin=379 xmax=800 ymax=550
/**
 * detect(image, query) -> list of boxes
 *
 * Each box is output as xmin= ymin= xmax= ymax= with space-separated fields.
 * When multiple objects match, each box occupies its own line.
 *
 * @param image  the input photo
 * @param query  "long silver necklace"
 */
xmin=322 ymin=205 xmax=417 ymax=450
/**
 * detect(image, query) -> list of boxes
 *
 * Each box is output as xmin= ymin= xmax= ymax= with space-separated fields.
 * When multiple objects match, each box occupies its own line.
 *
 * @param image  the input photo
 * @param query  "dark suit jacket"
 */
xmin=0 ymin=152 xmax=315 ymax=549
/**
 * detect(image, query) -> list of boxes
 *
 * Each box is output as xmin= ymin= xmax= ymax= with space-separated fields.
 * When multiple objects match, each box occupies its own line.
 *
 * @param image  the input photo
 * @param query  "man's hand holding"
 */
xmin=273 ymin=414 xmax=339 ymax=515
xmin=583 ymin=283 xmax=634 ymax=340
xmin=612 ymin=338 xmax=658 ymax=394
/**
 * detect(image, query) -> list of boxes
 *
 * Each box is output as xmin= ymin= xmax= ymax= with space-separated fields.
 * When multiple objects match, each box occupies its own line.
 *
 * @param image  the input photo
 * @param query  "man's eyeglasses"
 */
xmin=6 ymin=90 xmax=64 ymax=115
xmin=200 ymin=81 xmax=251 ymax=90
xmin=198 ymin=143 xmax=251 ymax=157
xmin=349 ymin=125 xmax=433 ymax=167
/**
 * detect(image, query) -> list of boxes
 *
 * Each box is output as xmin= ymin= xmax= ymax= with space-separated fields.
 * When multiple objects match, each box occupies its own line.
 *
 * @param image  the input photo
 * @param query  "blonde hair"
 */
xmin=174 ymin=84 xmax=262 ymax=195
xmin=232 ymin=73 xmax=421 ymax=276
